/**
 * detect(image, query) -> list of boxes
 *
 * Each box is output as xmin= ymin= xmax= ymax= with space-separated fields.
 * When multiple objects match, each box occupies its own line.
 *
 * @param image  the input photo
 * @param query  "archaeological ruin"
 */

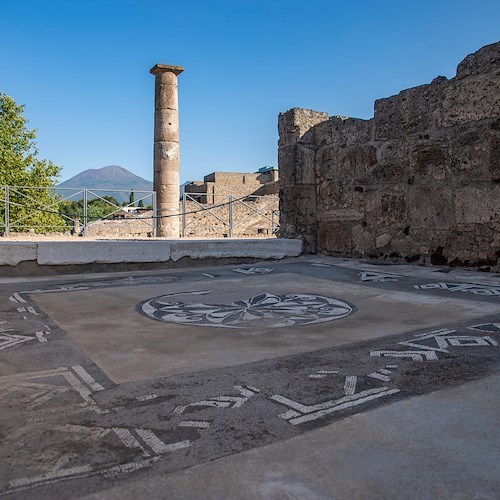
xmin=278 ymin=42 xmax=500 ymax=270
xmin=151 ymin=63 xmax=184 ymax=238
xmin=184 ymin=167 xmax=279 ymax=204
xmin=85 ymin=168 xmax=279 ymax=239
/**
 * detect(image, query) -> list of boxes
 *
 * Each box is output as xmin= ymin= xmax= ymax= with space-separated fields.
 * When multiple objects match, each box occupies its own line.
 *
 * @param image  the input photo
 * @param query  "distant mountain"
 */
xmin=57 ymin=165 xmax=153 ymax=204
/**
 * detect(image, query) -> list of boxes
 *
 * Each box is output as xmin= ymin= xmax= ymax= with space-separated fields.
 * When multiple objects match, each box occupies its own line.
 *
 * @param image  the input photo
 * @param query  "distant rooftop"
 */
xmin=257 ymin=166 xmax=278 ymax=173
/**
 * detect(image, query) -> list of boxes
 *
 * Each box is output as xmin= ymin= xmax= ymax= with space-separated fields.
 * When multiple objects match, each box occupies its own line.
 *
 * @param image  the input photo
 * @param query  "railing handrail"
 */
xmin=1 ymin=185 xmax=279 ymax=238
xmin=0 ymin=186 xmax=157 ymax=237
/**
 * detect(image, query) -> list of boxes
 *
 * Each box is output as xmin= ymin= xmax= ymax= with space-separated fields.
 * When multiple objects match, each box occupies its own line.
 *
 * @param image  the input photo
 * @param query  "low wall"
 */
xmin=0 ymin=238 xmax=303 ymax=275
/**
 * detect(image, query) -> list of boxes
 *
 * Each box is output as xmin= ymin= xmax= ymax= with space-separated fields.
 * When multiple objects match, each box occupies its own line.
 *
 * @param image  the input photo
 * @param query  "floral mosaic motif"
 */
xmin=139 ymin=293 xmax=356 ymax=329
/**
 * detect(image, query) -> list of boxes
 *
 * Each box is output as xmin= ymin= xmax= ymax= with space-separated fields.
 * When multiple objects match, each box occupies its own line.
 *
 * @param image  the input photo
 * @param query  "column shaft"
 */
xmin=150 ymin=64 xmax=184 ymax=238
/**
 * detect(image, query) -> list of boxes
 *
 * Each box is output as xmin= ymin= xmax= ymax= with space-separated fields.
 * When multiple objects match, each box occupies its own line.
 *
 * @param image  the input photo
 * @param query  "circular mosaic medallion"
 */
xmin=138 ymin=293 xmax=356 ymax=329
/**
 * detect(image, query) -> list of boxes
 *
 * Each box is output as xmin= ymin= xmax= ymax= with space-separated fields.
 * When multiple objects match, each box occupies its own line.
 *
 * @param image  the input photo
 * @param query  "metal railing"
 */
xmin=0 ymin=186 xmax=156 ymax=236
xmin=181 ymin=192 xmax=279 ymax=238
xmin=0 ymin=186 xmax=280 ymax=238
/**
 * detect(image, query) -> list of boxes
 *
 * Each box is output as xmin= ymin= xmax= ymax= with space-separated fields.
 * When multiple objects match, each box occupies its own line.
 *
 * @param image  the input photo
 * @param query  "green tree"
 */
xmin=0 ymin=93 xmax=64 ymax=232
xmin=87 ymin=196 xmax=121 ymax=221
xmin=129 ymin=189 xmax=135 ymax=206
xmin=59 ymin=195 xmax=120 ymax=223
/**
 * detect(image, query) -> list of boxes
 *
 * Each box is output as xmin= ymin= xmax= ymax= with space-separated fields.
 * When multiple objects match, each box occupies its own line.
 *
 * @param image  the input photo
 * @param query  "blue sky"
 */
xmin=1 ymin=0 xmax=499 ymax=184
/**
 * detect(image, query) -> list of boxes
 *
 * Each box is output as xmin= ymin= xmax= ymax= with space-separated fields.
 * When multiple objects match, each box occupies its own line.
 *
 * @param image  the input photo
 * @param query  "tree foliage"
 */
xmin=0 ymin=93 xmax=64 ymax=232
xmin=59 ymin=196 xmax=120 ymax=223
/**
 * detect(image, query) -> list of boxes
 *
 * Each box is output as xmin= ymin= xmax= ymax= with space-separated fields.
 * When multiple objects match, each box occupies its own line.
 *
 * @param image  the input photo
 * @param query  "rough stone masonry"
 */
xmin=278 ymin=42 xmax=500 ymax=270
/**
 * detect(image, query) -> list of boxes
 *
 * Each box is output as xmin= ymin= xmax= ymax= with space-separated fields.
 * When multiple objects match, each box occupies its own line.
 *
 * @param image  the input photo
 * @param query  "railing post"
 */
xmin=5 ymin=186 xmax=10 ymax=237
xmin=83 ymin=189 xmax=88 ymax=237
xmin=229 ymin=194 xmax=233 ymax=238
xmin=182 ymin=192 xmax=187 ymax=238
xmin=152 ymin=191 xmax=157 ymax=237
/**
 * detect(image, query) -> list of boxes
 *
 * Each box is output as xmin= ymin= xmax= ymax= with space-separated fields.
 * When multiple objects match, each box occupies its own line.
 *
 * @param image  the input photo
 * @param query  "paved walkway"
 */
xmin=0 ymin=256 xmax=499 ymax=498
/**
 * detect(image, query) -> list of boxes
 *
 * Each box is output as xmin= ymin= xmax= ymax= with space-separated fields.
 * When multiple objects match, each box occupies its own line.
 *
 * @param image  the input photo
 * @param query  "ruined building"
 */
xmin=85 ymin=167 xmax=280 ymax=238
xmin=184 ymin=167 xmax=279 ymax=203
xmin=279 ymin=42 xmax=500 ymax=269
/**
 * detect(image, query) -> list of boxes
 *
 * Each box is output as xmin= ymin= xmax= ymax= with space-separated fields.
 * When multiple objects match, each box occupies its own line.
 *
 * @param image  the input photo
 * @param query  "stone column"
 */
xmin=150 ymin=64 xmax=184 ymax=238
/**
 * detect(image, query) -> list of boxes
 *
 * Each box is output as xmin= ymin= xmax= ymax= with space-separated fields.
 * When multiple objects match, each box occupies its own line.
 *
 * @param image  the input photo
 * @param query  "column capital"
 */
xmin=150 ymin=64 xmax=184 ymax=76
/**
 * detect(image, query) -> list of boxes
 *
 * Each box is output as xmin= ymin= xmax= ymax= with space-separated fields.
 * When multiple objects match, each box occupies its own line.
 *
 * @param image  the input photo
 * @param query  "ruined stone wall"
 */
xmin=204 ymin=171 xmax=276 ymax=184
xmin=186 ymin=171 xmax=278 ymax=203
xmin=279 ymin=42 xmax=500 ymax=269
xmin=86 ymin=196 xmax=279 ymax=239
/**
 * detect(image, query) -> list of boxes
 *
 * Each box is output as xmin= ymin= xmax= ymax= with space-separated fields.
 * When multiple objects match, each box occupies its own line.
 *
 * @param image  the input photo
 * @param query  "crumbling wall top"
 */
xmin=278 ymin=108 xmax=330 ymax=147
xmin=456 ymin=42 xmax=500 ymax=79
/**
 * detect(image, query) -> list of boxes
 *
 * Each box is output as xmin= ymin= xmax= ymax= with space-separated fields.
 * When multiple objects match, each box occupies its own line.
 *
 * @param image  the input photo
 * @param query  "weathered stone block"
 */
xmin=368 ymin=159 xmax=408 ymax=184
xmin=154 ymin=110 xmax=180 ymax=142
xmin=317 ymin=221 xmax=353 ymax=253
xmin=170 ymin=239 xmax=303 ymax=261
xmin=317 ymin=145 xmax=369 ymax=181
xmin=380 ymin=193 xmax=408 ymax=223
xmin=364 ymin=188 xmax=408 ymax=226
xmin=408 ymin=186 xmax=455 ymax=230
xmin=490 ymin=134 xmax=500 ymax=179
xmin=351 ymin=224 xmax=374 ymax=253
xmin=410 ymin=143 xmax=449 ymax=181
xmin=155 ymin=82 xmax=179 ymax=111
xmin=376 ymin=141 xmax=406 ymax=164
xmin=37 ymin=241 xmax=172 ymax=265
xmin=442 ymin=75 xmax=500 ymax=127
xmin=155 ymin=169 xmax=180 ymax=187
xmin=314 ymin=117 xmax=372 ymax=146
xmin=375 ymin=232 xmax=392 ymax=248
xmin=456 ymin=42 xmax=500 ymax=79
xmin=0 ymin=242 xmax=36 ymax=265
xmin=278 ymin=108 xmax=329 ymax=147
xmin=280 ymin=184 xmax=317 ymax=251
xmin=403 ymin=228 xmax=441 ymax=256
xmin=316 ymin=179 xmax=353 ymax=209
xmin=443 ymin=228 xmax=499 ymax=265
xmin=316 ymin=209 xmax=364 ymax=222
xmin=278 ymin=144 xmax=316 ymax=186
xmin=455 ymin=186 xmax=500 ymax=224
xmin=448 ymin=127 xmax=492 ymax=183
xmin=400 ymin=86 xmax=433 ymax=135
xmin=427 ymin=76 xmax=448 ymax=130
xmin=316 ymin=147 xmax=338 ymax=181
xmin=375 ymin=85 xmax=432 ymax=140
xmin=362 ymin=143 xmax=407 ymax=188
xmin=280 ymin=185 xmax=316 ymax=223
xmin=154 ymin=142 xmax=180 ymax=167
xmin=374 ymin=95 xmax=403 ymax=140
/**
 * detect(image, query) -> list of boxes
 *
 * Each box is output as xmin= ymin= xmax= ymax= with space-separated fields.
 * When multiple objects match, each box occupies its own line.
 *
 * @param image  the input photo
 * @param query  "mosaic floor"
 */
xmin=1 ymin=256 xmax=499 ymax=498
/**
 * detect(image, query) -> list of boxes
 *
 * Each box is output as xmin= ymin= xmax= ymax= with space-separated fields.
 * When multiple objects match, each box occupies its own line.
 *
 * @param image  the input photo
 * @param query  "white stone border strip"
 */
xmin=0 ymin=239 xmax=302 ymax=267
